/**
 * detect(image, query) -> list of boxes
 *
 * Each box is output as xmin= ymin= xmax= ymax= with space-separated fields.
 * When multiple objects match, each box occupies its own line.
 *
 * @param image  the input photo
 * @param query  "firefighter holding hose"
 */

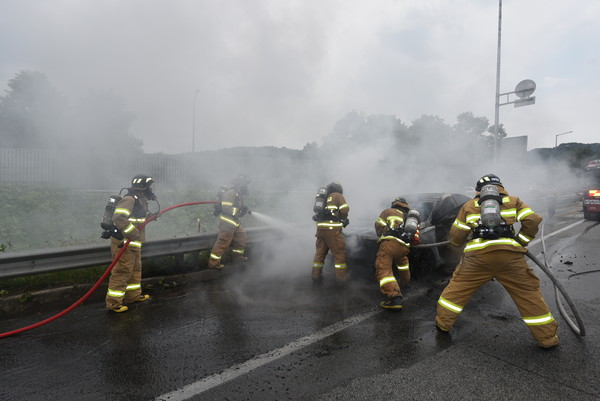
xmin=435 ymin=174 xmax=559 ymax=348
xmin=105 ymin=175 xmax=155 ymax=313
xmin=208 ymin=174 xmax=251 ymax=269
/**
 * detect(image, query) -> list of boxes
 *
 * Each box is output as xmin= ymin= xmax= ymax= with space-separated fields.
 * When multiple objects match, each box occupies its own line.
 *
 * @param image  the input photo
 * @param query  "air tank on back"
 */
xmin=404 ymin=209 xmax=420 ymax=237
xmin=479 ymin=184 xmax=502 ymax=228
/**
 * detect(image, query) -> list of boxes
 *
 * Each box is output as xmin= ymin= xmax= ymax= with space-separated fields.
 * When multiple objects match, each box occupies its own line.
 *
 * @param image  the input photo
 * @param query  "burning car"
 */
xmin=346 ymin=192 xmax=470 ymax=278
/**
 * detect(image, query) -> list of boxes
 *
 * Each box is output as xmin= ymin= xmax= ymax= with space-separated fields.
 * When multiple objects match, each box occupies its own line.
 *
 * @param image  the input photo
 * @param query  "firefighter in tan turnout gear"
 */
xmin=105 ymin=175 xmax=155 ymax=313
xmin=312 ymin=181 xmax=350 ymax=283
xmin=374 ymin=197 xmax=420 ymax=309
xmin=435 ymin=174 xmax=559 ymax=348
xmin=208 ymin=175 xmax=251 ymax=269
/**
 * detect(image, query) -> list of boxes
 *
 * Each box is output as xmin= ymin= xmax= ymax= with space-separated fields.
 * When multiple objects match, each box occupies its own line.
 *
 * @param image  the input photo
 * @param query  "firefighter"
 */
xmin=374 ymin=197 xmax=420 ymax=309
xmin=312 ymin=181 xmax=350 ymax=283
xmin=435 ymin=174 xmax=559 ymax=348
xmin=105 ymin=174 xmax=155 ymax=313
xmin=208 ymin=174 xmax=251 ymax=269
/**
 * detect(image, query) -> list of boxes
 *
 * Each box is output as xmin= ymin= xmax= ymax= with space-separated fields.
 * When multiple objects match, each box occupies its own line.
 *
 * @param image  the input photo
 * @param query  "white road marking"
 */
xmin=156 ymin=219 xmax=588 ymax=400
xmin=155 ymin=309 xmax=377 ymax=401
xmin=529 ymin=220 xmax=585 ymax=247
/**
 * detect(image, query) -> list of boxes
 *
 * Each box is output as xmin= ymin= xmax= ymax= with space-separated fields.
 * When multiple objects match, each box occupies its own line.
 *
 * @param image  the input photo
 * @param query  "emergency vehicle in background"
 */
xmin=583 ymin=159 xmax=600 ymax=220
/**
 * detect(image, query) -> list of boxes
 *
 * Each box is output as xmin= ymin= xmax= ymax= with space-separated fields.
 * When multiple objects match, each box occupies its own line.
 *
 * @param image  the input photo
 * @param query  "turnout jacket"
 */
xmin=316 ymin=192 xmax=349 ymax=231
xmin=219 ymin=188 xmax=247 ymax=228
xmin=375 ymin=207 xmax=420 ymax=248
xmin=112 ymin=193 xmax=149 ymax=244
xmin=449 ymin=186 xmax=541 ymax=255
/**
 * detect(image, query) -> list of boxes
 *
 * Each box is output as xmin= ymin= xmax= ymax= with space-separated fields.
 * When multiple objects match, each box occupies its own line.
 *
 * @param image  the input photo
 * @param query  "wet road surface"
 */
xmin=1 ymin=207 xmax=599 ymax=401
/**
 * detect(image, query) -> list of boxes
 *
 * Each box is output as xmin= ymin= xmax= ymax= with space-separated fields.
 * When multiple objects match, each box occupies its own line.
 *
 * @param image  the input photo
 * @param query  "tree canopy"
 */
xmin=0 ymin=70 xmax=142 ymax=152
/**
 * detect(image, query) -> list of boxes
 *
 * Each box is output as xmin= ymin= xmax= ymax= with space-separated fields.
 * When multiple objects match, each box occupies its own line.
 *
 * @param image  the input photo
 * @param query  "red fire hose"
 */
xmin=0 ymin=201 xmax=216 ymax=339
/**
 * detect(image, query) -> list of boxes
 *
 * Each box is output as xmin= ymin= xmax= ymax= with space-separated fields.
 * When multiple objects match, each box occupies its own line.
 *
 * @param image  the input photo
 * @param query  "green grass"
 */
xmin=0 ymin=183 xmax=302 ymax=295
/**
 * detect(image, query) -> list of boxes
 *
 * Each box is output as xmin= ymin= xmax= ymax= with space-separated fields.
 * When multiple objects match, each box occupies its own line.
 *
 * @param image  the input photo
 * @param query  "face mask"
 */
xmin=146 ymin=184 xmax=157 ymax=201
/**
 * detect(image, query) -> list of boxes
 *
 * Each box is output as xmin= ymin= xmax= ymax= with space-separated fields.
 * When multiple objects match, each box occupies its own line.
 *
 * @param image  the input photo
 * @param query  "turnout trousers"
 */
xmin=312 ymin=229 xmax=347 ymax=281
xmin=105 ymin=238 xmax=143 ymax=309
xmin=208 ymin=222 xmax=247 ymax=268
xmin=435 ymin=250 xmax=559 ymax=347
xmin=375 ymin=240 xmax=410 ymax=299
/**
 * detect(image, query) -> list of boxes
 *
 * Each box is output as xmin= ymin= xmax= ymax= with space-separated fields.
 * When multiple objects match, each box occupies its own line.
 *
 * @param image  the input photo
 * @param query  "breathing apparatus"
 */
xmin=101 ymin=194 xmax=124 ymax=240
xmin=385 ymin=197 xmax=420 ymax=242
xmin=473 ymin=183 xmax=513 ymax=239
xmin=100 ymin=174 xmax=160 ymax=240
xmin=312 ymin=186 xmax=328 ymax=221
xmin=403 ymin=209 xmax=420 ymax=239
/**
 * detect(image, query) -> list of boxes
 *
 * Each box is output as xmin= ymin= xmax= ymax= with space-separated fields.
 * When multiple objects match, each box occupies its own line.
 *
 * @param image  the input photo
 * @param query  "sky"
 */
xmin=0 ymin=0 xmax=598 ymax=154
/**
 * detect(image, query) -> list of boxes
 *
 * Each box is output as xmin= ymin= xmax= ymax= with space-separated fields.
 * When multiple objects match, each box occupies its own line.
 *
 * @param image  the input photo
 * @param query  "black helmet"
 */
xmin=391 ymin=197 xmax=409 ymax=212
xmin=232 ymin=174 xmax=251 ymax=187
xmin=475 ymin=174 xmax=503 ymax=191
xmin=232 ymin=174 xmax=251 ymax=195
xmin=326 ymin=181 xmax=343 ymax=194
xmin=131 ymin=174 xmax=154 ymax=190
xmin=391 ymin=197 xmax=408 ymax=208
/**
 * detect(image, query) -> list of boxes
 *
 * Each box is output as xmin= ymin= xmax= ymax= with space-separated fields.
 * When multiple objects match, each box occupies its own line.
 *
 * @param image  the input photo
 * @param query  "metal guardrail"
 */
xmin=0 ymin=227 xmax=281 ymax=280
xmin=0 ymin=194 xmax=582 ymax=281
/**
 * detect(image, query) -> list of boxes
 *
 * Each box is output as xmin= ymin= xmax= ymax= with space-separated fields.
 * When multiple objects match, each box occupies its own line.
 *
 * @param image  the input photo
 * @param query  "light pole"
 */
xmin=192 ymin=89 xmax=199 ymax=153
xmin=492 ymin=0 xmax=536 ymax=167
xmin=492 ymin=0 xmax=503 ymax=163
xmin=555 ymin=130 xmax=573 ymax=147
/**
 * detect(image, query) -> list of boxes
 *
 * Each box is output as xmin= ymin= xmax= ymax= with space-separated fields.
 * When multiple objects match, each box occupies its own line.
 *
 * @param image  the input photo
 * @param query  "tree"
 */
xmin=0 ymin=70 xmax=68 ymax=148
xmin=70 ymin=90 xmax=142 ymax=153
xmin=322 ymin=111 xmax=406 ymax=153
xmin=486 ymin=123 xmax=507 ymax=139
xmin=0 ymin=71 xmax=142 ymax=153
xmin=454 ymin=112 xmax=489 ymax=140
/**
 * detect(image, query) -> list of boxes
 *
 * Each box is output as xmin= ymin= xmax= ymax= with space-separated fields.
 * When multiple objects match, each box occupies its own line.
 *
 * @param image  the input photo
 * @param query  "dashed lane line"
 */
xmin=154 ymin=309 xmax=378 ymax=401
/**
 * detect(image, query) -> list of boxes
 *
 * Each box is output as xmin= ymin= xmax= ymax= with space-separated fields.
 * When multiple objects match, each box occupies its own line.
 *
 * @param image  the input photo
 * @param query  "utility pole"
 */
xmin=192 ymin=89 xmax=199 ymax=152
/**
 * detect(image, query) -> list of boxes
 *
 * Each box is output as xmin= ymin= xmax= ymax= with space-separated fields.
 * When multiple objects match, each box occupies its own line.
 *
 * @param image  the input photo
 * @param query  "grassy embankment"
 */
xmin=0 ymin=184 xmax=278 ymax=297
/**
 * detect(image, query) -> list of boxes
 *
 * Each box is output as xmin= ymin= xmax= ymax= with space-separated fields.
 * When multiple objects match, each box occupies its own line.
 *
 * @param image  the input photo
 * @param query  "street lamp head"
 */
xmin=555 ymin=130 xmax=574 ymax=147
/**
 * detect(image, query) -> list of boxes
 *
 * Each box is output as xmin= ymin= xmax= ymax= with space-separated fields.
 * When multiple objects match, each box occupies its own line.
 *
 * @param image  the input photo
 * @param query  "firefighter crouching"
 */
xmin=208 ymin=175 xmax=251 ymax=269
xmin=312 ymin=181 xmax=350 ymax=283
xmin=374 ymin=197 xmax=420 ymax=309
xmin=105 ymin=175 xmax=155 ymax=313
xmin=435 ymin=174 xmax=559 ymax=348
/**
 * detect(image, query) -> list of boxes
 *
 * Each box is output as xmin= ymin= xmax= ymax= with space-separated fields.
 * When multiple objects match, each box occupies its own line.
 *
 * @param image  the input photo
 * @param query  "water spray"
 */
xmin=251 ymin=211 xmax=308 ymax=236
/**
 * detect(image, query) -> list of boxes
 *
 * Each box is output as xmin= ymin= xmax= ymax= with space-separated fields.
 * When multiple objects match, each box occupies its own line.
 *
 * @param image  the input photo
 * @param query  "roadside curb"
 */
xmin=0 ymin=268 xmax=223 ymax=319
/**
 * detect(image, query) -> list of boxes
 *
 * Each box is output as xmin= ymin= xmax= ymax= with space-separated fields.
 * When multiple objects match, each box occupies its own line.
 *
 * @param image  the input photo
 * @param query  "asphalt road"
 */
xmin=1 ymin=205 xmax=599 ymax=401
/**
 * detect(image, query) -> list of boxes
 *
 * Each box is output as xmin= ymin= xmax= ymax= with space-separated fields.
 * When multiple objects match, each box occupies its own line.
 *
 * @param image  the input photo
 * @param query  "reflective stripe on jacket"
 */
xmin=449 ymin=187 xmax=541 ymax=254
xmin=316 ymin=192 xmax=349 ymax=231
xmin=112 ymin=193 xmax=149 ymax=242
xmin=374 ymin=207 xmax=419 ymax=248
xmin=219 ymin=188 xmax=244 ymax=227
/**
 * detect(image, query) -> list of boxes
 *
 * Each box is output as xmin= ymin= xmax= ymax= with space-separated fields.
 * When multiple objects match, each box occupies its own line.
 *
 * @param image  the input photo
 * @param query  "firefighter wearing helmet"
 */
xmin=435 ymin=174 xmax=559 ymax=348
xmin=105 ymin=174 xmax=156 ymax=312
xmin=374 ymin=197 xmax=420 ymax=309
xmin=208 ymin=174 xmax=251 ymax=269
xmin=311 ymin=181 xmax=350 ymax=283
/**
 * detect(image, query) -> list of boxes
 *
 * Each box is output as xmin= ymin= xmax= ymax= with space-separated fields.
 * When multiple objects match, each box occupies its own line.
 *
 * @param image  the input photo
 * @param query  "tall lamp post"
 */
xmin=192 ymin=89 xmax=199 ymax=153
xmin=555 ymin=130 xmax=573 ymax=147
xmin=492 ymin=0 xmax=536 ymax=167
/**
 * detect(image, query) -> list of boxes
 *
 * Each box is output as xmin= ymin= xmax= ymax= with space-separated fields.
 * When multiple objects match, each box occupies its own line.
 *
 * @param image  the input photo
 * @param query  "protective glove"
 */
xmin=111 ymin=228 xmax=124 ymax=241
xmin=342 ymin=218 xmax=350 ymax=228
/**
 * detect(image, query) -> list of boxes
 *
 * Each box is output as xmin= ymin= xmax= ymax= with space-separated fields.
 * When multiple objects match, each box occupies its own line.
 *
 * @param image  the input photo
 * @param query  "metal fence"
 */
xmin=0 ymin=148 xmax=321 ymax=192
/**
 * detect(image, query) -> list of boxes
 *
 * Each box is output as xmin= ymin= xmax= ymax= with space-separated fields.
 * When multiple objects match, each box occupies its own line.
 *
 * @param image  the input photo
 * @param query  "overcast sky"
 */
xmin=1 ymin=0 xmax=598 ymax=154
